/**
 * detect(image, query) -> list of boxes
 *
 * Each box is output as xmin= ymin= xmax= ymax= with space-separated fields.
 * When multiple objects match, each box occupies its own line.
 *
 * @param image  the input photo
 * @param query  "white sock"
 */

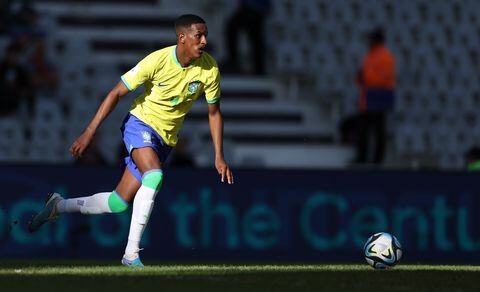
xmin=56 ymin=192 xmax=113 ymax=214
xmin=124 ymin=185 xmax=159 ymax=256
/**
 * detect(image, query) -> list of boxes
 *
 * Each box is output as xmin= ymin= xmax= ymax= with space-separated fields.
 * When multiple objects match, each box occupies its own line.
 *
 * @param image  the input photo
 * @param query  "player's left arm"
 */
xmin=208 ymin=102 xmax=234 ymax=184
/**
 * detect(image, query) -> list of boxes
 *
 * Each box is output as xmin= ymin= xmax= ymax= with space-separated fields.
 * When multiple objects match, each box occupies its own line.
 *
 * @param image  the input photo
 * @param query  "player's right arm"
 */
xmin=70 ymin=81 xmax=129 ymax=159
xmin=70 ymin=51 xmax=156 ymax=158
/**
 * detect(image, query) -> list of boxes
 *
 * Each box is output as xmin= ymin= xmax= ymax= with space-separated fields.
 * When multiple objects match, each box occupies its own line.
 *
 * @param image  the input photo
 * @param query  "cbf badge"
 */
xmin=187 ymin=81 xmax=201 ymax=93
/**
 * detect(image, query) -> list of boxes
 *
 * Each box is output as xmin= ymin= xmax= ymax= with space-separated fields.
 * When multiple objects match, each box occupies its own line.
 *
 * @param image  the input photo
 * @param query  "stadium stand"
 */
xmin=269 ymin=0 xmax=480 ymax=170
xmin=2 ymin=0 xmax=479 ymax=170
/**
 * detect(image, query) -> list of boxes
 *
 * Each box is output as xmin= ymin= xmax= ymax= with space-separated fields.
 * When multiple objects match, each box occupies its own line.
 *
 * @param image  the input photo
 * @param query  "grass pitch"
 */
xmin=1 ymin=261 xmax=480 ymax=291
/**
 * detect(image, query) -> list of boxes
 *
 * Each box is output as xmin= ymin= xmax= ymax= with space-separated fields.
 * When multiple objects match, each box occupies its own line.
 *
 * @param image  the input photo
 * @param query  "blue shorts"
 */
xmin=121 ymin=113 xmax=172 ymax=182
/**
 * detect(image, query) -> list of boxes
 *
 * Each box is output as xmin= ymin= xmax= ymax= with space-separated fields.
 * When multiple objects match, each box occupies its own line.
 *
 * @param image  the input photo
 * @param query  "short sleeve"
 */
xmin=121 ymin=53 xmax=157 ymax=91
xmin=204 ymin=67 xmax=221 ymax=104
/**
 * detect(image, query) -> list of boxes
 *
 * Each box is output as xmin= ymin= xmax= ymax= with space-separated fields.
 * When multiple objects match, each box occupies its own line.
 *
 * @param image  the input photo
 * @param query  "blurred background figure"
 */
xmin=169 ymin=137 xmax=195 ymax=168
xmin=354 ymin=27 xmax=396 ymax=165
xmin=2 ymin=0 xmax=37 ymax=36
xmin=0 ymin=0 xmax=13 ymax=34
xmin=222 ymin=0 xmax=270 ymax=75
xmin=28 ymin=37 xmax=59 ymax=98
xmin=0 ymin=41 xmax=32 ymax=116
xmin=74 ymin=135 xmax=107 ymax=166
xmin=465 ymin=147 xmax=480 ymax=171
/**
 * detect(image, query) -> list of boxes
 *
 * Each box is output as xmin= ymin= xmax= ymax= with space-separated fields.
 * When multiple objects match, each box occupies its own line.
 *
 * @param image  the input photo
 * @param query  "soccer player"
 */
xmin=28 ymin=14 xmax=234 ymax=267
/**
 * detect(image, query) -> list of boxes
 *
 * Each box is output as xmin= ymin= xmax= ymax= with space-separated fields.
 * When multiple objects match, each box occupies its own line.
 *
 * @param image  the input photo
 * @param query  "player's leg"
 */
xmin=55 ymin=168 xmax=140 ymax=214
xmin=114 ymin=167 xmax=142 ymax=203
xmin=28 ymin=168 xmax=140 ymax=232
xmin=122 ymin=147 xmax=163 ymax=266
xmin=119 ymin=113 xmax=171 ymax=266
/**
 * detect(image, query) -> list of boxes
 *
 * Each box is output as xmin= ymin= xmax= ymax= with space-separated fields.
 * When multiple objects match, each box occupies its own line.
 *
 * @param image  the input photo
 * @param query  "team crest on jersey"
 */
xmin=141 ymin=131 xmax=152 ymax=143
xmin=187 ymin=81 xmax=201 ymax=93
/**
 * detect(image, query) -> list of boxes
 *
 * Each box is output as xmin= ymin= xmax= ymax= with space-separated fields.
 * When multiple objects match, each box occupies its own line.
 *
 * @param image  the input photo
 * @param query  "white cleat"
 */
xmin=28 ymin=193 xmax=62 ymax=232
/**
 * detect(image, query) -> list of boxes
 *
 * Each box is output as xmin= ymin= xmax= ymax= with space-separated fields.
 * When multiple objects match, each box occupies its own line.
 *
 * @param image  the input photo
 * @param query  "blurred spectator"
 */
xmin=75 ymin=135 xmax=107 ymax=166
xmin=28 ymin=38 xmax=59 ymax=97
xmin=169 ymin=137 xmax=195 ymax=168
xmin=465 ymin=147 xmax=480 ymax=171
xmin=0 ymin=0 xmax=13 ymax=34
xmin=8 ymin=1 xmax=38 ymax=37
xmin=339 ymin=114 xmax=360 ymax=145
xmin=0 ymin=41 xmax=33 ymax=116
xmin=222 ymin=0 xmax=270 ymax=75
xmin=353 ymin=27 xmax=396 ymax=164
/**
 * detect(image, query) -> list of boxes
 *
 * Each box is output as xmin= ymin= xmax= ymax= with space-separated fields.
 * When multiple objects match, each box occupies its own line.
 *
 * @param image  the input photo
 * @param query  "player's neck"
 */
xmin=175 ymin=46 xmax=193 ymax=67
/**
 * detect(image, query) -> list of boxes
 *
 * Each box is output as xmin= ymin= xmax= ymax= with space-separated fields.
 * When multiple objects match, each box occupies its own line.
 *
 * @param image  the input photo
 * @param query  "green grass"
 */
xmin=2 ymin=261 xmax=480 ymax=291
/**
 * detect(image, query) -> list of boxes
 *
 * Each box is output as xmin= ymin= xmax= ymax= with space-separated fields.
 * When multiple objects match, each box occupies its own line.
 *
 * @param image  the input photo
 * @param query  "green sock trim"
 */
xmin=142 ymin=170 xmax=163 ymax=190
xmin=108 ymin=191 xmax=129 ymax=213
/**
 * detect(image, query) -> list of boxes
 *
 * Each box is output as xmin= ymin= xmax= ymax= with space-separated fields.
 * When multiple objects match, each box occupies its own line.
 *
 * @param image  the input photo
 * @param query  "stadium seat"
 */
xmin=0 ymin=117 xmax=24 ymax=160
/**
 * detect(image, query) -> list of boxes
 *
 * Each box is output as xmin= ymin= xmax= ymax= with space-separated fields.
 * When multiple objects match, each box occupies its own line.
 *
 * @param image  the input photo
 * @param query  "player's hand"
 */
xmin=69 ymin=129 xmax=94 ymax=159
xmin=215 ymin=156 xmax=234 ymax=184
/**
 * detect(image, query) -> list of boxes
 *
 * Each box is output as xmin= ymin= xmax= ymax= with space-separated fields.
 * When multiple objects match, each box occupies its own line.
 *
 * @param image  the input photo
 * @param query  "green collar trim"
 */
xmin=172 ymin=46 xmax=183 ymax=68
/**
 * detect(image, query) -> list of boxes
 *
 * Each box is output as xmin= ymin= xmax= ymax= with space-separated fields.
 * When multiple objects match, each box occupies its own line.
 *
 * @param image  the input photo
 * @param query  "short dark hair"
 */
xmin=174 ymin=14 xmax=205 ymax=31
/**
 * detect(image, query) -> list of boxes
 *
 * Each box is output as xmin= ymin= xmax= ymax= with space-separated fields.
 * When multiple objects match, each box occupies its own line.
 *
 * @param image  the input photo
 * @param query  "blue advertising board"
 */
xmin=1 ymin=165 xmax=479 ymax=263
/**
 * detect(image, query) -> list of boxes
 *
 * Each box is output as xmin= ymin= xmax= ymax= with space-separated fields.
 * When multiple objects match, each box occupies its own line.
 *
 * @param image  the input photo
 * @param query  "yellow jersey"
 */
xmin=121 ymin=45 xmax=221 ymax=146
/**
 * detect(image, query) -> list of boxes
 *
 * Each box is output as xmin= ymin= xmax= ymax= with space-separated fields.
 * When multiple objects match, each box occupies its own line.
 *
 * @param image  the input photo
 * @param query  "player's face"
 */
xmin=184 ymin=23 xmax=208 ymax=59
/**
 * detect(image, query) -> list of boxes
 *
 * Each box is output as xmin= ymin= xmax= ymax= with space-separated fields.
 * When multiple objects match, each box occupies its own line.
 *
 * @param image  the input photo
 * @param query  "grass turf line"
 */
xmin=3 ymin=264 xmax=480 ymax=275
xmin=1 ymin=263 xmax=480 ymax=292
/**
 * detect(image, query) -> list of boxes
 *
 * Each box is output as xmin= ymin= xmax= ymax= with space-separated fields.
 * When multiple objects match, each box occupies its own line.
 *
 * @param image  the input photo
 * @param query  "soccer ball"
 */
xmin=364 ymin=232 xmax=402 ymax=269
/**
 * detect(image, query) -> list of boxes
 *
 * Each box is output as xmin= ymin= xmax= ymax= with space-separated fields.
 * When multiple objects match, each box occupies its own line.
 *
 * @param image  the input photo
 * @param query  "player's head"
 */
xmin=175 ymin=14 xmax=207 ymax=59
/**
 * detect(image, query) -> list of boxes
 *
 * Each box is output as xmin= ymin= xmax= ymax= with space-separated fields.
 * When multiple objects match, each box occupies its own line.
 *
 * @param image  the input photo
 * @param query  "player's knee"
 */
xmin=141 ymin=169 xmax=163 ymax=191
xmin=108 ymin=191 xmax=129 ymax=213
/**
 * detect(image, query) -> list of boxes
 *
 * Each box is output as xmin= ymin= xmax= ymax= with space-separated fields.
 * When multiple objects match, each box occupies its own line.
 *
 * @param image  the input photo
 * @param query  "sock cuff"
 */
xmin=108 ymin=191 xmax=129 ymax=213
xmin=141 ymin=169 xmax=163 ymax=190
xmin=142 ymin=169 xmax=163 ymax=179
